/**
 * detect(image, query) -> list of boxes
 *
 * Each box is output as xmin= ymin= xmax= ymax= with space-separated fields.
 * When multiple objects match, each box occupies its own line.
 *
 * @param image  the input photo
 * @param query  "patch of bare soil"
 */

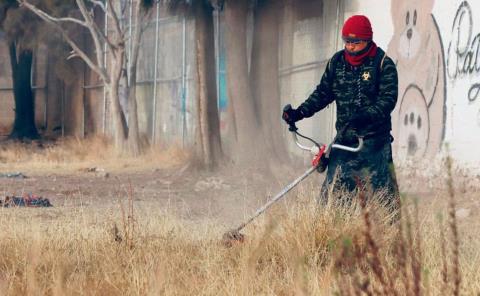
xmin=0 ymin=161 xmax=477 ymax=232
xmin=0 ymin=162 xmax=316 ymax=226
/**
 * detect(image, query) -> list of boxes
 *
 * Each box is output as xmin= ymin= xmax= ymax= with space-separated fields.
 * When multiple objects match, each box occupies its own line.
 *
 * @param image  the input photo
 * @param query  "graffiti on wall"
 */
xmin=387 ymin=0 xmax=446 ymax=160
xmin=447 ymin=1 xmax=480 ymax=103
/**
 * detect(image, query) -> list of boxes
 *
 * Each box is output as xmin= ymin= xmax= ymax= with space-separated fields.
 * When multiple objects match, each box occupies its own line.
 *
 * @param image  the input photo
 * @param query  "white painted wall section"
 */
xmin=346 ymin=0 xmax=480 ymax=172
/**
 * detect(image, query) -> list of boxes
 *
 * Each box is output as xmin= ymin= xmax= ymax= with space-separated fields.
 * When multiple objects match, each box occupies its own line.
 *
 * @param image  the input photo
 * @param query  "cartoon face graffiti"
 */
xmin=390 ymin=0 xmax=436 ymax=63
xmin=388 ymin=0 xmax=446 ymax=159
xmin=396 ymin=86 xmax=429 ymax=159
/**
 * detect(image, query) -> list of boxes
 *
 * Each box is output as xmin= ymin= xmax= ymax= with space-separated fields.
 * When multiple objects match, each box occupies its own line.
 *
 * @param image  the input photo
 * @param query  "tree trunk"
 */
xmin=224 ymin=0 xmax=262 ymax=163
xmin=126 ymin=1 xmax=146 ymax=157
xmin=108 ymin=47 xmax=127 ymax=151
xmin=126 ymin=74 xmax=141 ymax=156
xmin=193 ymin=1 xmax=223 ymax=169
xmin=8 ymin=42 xmax=39 ymax=140
xmin=251 ymin=0 xmax=286 ymax=160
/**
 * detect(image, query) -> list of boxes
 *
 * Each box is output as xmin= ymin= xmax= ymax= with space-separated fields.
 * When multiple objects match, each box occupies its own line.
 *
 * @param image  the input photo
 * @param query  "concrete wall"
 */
xmin=279 ymin=0 xmax=342 ymax=159
xmin=0 ymin=39 xmax=14 ymax=137
xmin=342 ymin=0 xmax=480 ymax=171
xmin=1 ymin=0 xmax=479 ymax=172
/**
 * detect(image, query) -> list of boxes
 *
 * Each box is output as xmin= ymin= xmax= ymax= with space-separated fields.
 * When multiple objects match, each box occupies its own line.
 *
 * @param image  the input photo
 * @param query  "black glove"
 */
xmin=316 ymin=154 xmax=329 ymax=173
xmin=282 ymin=105 xmax=304 ymax=125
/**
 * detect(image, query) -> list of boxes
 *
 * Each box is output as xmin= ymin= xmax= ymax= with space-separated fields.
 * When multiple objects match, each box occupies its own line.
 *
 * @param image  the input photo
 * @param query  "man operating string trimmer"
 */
xmin=283 ymin=15 xmax=400 ymax=212
xmin=222 ymin=15 xmax=400 ymax=244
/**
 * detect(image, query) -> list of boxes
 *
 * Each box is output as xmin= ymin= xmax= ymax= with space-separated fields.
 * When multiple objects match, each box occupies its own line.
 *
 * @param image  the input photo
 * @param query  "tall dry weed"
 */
xmin=445 ymin=155 xmax=461 ymax=296
xmin=332 ymin=155 xmax=471 ymax=296
xmin=0 ymin=173 xmax=477 ymax=295
xmin=0 ymin=136 xmax=188 ymax=173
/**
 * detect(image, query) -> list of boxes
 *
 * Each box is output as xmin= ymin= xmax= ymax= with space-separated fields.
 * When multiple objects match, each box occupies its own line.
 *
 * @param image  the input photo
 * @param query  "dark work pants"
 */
xmin=319 ymin=136 xmax=400 ymax=212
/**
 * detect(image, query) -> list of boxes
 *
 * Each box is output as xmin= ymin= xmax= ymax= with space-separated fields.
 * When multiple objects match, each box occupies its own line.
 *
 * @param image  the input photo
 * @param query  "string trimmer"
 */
xmin=222 ymin=105 xmax=364 ymax=245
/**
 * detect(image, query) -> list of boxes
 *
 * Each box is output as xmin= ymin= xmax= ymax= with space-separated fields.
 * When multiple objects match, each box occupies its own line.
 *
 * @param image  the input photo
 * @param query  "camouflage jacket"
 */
xmin=298 ymin=47 xmax=398 ymax=144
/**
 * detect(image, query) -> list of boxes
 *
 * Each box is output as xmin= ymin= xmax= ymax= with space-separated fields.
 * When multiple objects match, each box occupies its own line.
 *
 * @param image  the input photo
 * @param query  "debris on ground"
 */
xmin=194 ymin=177 xmax=230 ymax=192
xmin=81 ymin=167 xmax=110 ymax=178
xmin=1 ymin=194 xmax=52 ymax=207
xmin=0 ymin=172 xmax=27 ymax=179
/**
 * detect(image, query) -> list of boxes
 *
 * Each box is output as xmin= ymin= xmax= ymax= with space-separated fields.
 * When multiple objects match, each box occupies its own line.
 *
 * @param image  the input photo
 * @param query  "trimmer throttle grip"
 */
xmin=316 ymin=155 xmax=329 ymax=173
xmin=282 ymin=104 xmax=298 ymax=131
xmin=288 ymin=123 xmax=298 ymax=132
xmin=283 ymin=104 xmax=293 ymax=112
xmin=311 ymin=145 xmax=329 ymax=173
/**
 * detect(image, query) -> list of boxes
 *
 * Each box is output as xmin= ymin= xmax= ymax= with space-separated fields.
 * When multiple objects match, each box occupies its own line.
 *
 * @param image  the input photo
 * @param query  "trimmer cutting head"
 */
xmin=222 ymin=229 xmax=245 ymax=247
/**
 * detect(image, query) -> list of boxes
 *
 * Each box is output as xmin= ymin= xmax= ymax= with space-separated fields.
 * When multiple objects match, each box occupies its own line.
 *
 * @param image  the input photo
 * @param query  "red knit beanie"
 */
xmin=342 ymin=15 xmax=373 ymax=41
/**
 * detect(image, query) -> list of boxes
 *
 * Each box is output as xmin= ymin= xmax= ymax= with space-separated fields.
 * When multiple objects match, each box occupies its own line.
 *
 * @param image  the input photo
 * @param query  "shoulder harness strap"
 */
xmin=328 ymin=49 xmax=344 ymax=79
xmin=373 ymin=47 xmax=386 ymax=73
xmin=380 ymin=52 xmax=387 ymax=70
xmin=371 ymin=48 xmax=386 ymax=91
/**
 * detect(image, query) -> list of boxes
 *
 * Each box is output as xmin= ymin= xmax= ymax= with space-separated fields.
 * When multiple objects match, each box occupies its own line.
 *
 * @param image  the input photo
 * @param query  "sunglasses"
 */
xmin=342 ymin=38 xmax=365 ymax=45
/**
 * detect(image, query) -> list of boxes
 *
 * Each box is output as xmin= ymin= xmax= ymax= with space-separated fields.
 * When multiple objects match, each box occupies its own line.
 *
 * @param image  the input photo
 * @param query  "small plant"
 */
xmin=444 ymin=155 xmax=461 ymax=296
xmin=333 ymin=157 xmax=464 ymax=295
xmin=115 ymin=182 xmax=137 ymax=250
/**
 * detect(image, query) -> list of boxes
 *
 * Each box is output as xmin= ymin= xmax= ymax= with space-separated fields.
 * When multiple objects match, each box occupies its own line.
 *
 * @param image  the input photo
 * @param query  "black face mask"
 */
xmin=345 ymin=41 xmax=372 ymax=56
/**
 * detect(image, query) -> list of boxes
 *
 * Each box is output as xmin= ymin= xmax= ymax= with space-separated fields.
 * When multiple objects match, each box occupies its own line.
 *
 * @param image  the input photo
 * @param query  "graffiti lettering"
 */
xmin=469 ymin=83 xmax=480 ymax=102
xmin=447 ymin=1 xmax=480 ymax=102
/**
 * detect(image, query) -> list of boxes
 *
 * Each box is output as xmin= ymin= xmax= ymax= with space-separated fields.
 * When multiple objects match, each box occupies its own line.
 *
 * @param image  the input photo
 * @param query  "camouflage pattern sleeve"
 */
xmin=297 ymin=60 xmax=336 ymax=118
xmin=362 ymin=56 xmax=398 ymax=121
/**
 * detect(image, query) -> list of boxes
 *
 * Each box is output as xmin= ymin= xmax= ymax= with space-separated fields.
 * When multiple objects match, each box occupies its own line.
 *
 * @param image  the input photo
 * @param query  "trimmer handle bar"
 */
xmin=283 ymin=104 xmax=363 ymax=154
xmin=290 ymin=125 xmax=364 ymax=155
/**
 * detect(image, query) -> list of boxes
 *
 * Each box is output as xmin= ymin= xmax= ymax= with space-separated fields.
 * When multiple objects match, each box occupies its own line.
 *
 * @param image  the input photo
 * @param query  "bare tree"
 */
xmin=164 ymin=0 xmax=223 ymax=169
xmin=251 ymin=0 xmax=286 ymax=160
xmin=8 ymin=42 xmax=38 ymax=140
xmin=223 ymin=0 xmax=266 ymax=164
xmin=17 ymin=0 xmax=154 ymax=155
xmin=192 ymin=1 xmax=223 ymax=169
xmin=0 ymin=1 xmax=44 ymax=140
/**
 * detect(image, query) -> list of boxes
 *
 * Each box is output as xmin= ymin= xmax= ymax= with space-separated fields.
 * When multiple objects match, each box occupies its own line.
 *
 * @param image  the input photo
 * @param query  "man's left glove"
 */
xmin=282 ymin=105 xmax=305 ymax=125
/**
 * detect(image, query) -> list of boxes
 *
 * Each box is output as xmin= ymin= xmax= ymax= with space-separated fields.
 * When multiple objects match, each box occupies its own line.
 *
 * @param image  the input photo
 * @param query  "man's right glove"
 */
xmin=282 ymin=105 xmax=305 ymax=125
xmin=316 ymin=154 xmax=329 ymax=173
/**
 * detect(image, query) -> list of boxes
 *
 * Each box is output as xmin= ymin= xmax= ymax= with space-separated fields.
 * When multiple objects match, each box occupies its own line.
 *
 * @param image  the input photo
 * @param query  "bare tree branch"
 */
xmin=86 ymin=0 xmax=106 ymax=12
xmin=88 ymin=11 xmax=115 ymax=52
xmin=125 ymin=0 xmax=155 ymax=82
xmin=85 ymin=0 xmax=124 ymax=50
xmin=106 ymin=0 xmax=124 ymax=43
xmin=17 ymin=0 xmax=89 ymax=28
xmin=18 ymin=0 xmax=109 ymax=83
xmin=140 ymin=2 xmax=155 ymax=35
xmin=127 ymin=1 xmax=144 ymax=86
xmin=75 ymin=0 xmax=112 ymax=67
xmin=67 ymin=50 xmax=79 ymax=60
xmin=121 ymin=1 xmax=153 ymax=46
xmin=120 ymin=0 xmax=128 ymax=16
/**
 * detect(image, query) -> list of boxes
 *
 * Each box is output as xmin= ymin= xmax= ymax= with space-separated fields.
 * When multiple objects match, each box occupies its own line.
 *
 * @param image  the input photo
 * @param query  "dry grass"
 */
xmin=0 ymin=143 xmax=478 ymax=295
xmin=0 ymin=136 xmax=188 ymax=174
xmin=0 ymin=187 xmax=478 ymax=296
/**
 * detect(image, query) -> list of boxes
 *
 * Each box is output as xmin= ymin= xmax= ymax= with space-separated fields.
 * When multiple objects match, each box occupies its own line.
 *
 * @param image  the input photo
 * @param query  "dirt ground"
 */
xmin=0 ymin=164 xmax=309 ymax=227
xmin=0 ymin=161 xmax=478 ymax=231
